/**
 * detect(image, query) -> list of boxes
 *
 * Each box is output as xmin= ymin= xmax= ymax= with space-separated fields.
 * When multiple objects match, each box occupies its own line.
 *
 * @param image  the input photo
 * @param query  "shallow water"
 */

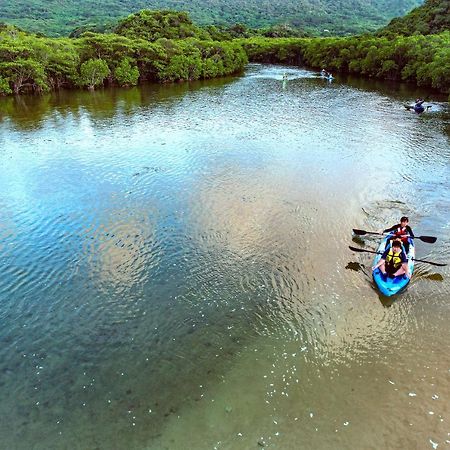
xmin=0 ymin=64 xmax=449 ymax=449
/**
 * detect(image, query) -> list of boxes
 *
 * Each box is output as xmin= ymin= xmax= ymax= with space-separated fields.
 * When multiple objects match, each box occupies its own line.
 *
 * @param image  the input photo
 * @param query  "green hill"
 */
xmin=0 ymin=0 xmax=423 ymax=37
xmin=115 ymin=10 xmax=209 ymax=41
xmin=378 ymin=0 xmax=450 ymax=36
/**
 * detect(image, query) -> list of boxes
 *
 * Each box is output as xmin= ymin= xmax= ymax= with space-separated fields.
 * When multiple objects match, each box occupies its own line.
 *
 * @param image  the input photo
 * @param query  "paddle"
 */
xmin=352 ymin=229 xmax=437 ymax=244
xmin=348 ymin=246 xmax=447 ymax=267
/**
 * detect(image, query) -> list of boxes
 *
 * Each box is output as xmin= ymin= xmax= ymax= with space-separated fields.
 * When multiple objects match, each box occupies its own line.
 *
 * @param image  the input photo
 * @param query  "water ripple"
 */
xmin=0 ymin=64 xmax=449 ymax=450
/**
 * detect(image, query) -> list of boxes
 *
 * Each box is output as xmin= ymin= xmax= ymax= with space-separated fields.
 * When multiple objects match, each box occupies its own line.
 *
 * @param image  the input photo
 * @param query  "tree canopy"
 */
xmin=0 ymin=8 xmax=448 ymax=99
xmin=115 ymin=10 xmax=209 ymax=41
xmin=241 ymin=32 xmax=450 ymax=94
xmin=0 ymin=0 xmax=423 ymax=37
xmin=0 ymin=22 xmax=248 ymax=95
xmin=378 ymin=0 xmax=450 ymax=37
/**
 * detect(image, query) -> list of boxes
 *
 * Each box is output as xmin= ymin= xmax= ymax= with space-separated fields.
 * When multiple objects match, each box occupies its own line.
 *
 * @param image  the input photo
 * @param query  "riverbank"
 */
xmin=1 ymin=22 xmax=449 ymax=97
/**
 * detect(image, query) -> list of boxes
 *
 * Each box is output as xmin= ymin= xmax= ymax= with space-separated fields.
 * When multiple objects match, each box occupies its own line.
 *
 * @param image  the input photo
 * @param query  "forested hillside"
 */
xmin=0 ymin=0 xmax=423 ymax=37
xmin=378 ymin=0 xmax=450 ymax=36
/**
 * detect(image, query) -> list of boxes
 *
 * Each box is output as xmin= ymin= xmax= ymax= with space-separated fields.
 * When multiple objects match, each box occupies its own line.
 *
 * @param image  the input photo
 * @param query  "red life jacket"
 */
xmin=393 ymin=226 xmax=409 ymax=243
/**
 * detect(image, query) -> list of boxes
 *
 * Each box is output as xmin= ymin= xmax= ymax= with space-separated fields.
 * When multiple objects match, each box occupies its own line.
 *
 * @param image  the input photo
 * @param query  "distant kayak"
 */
xmin=319 ymin=70 xmax=333 ymax=81
xmin=404 ymin=104 xmax=431 ymax=114
xmin=372 ymin=235 xmax=414 ymax=297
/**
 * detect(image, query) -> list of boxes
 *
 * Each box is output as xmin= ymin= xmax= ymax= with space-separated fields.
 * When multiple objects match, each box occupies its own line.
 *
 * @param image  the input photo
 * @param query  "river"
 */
xmin=0 ymin=64 xmax=449 ymax=449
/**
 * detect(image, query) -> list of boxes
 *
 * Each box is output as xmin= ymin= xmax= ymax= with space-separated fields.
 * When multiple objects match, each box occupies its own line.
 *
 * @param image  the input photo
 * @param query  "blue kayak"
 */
xmin=372 ymin=235 xmax=414 ymax=296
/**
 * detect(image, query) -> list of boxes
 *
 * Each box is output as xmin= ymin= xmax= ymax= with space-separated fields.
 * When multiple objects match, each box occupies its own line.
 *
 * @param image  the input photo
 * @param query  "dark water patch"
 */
xmin=345 ymin=261 xmax=365 ymax=272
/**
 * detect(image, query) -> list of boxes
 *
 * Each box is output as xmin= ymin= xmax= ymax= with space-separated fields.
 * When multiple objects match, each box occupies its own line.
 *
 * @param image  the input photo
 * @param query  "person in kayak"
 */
xmin=413 ymin=98 xmax=425 ymax=114
xmin=321 ymin=68 xmax=328 ymax=77
xmin=405 ymin=99 xmax=432 ymax=113
xmin=383 ymin=216 xmax=414 ymax=253
xmin=372 ymin=240 xmax=410 ymax=278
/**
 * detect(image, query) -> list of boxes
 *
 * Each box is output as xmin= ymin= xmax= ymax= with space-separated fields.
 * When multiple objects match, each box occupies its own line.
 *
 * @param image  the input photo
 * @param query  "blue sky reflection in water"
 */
xmin=0 ymin=64 xmax=449 ymax=449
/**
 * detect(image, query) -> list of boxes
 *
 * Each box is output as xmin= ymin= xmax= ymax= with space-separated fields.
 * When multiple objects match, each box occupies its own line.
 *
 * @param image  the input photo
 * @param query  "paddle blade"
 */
xmin=418 ymin=235 xmax=437 ymax=244
xmin=352 ymin=229 xmax=384 ymax=237
xmin=348 ymin=245 xmax=377 ymax=254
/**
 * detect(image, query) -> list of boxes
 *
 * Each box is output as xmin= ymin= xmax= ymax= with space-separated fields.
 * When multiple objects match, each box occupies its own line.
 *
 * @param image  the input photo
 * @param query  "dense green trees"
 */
xmin=78 ymin=58 xmax=110 ymax=89
xmin=0 ymin=0 xmax=422 ymax=37
xmin=114 ymin=58 xmax=140 ymax=86
xmin=0 ymin=23 xmax=248 ymax=95
xmin=115 ymin=10 xmax=209 ymax=41
xmin=241 ymin=32 xmax=450 ymax=94
xmin=378 ymin=0 xmax=450 ymax=37
xmin=0 ymin=7 xmax=448 ymax=98
xmin=113 ymin=10 xmax=308 ymax=42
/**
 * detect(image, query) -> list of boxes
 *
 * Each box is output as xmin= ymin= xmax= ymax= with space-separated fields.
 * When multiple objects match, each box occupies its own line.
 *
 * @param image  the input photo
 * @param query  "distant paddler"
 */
xmin=282 ymin=72 xmax=288 ymax=89
xmin=404 ymin=98 xmax=432 ymax=114
xmin=320 ymin=68 xmax=328 ymax=77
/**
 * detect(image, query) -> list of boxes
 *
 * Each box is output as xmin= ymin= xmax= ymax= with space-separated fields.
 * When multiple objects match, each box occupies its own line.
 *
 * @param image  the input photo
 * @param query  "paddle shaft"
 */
xmin=352 ymin=229 xmax=437 ymax=243
xmin=348 ymin=246 xmax=447 ymax=267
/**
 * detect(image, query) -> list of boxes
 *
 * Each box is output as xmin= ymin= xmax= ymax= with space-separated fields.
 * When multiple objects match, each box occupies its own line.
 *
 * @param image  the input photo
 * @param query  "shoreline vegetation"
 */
xmin=0 ymin=7 xmax=449 ymax=98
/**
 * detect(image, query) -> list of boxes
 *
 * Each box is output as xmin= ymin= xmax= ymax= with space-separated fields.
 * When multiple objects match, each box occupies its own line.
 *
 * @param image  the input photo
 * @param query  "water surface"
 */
xmin=1 ymin=65 xmax=449 ymax=449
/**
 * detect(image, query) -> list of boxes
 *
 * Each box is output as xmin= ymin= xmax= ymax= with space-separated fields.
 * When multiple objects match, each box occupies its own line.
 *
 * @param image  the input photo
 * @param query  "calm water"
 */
xmin=0 ymin=64 xmax=449 ymax=450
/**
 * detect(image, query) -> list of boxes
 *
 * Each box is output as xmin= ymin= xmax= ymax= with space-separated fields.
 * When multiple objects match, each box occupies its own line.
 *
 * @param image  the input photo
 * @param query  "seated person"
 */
xmin=414 ymin=98 xmax=425 ymax=114
xmin=372 ymin=240 xmax=410 ymax=278
xmin=383 ymin=216 xmax=414 ymax=254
